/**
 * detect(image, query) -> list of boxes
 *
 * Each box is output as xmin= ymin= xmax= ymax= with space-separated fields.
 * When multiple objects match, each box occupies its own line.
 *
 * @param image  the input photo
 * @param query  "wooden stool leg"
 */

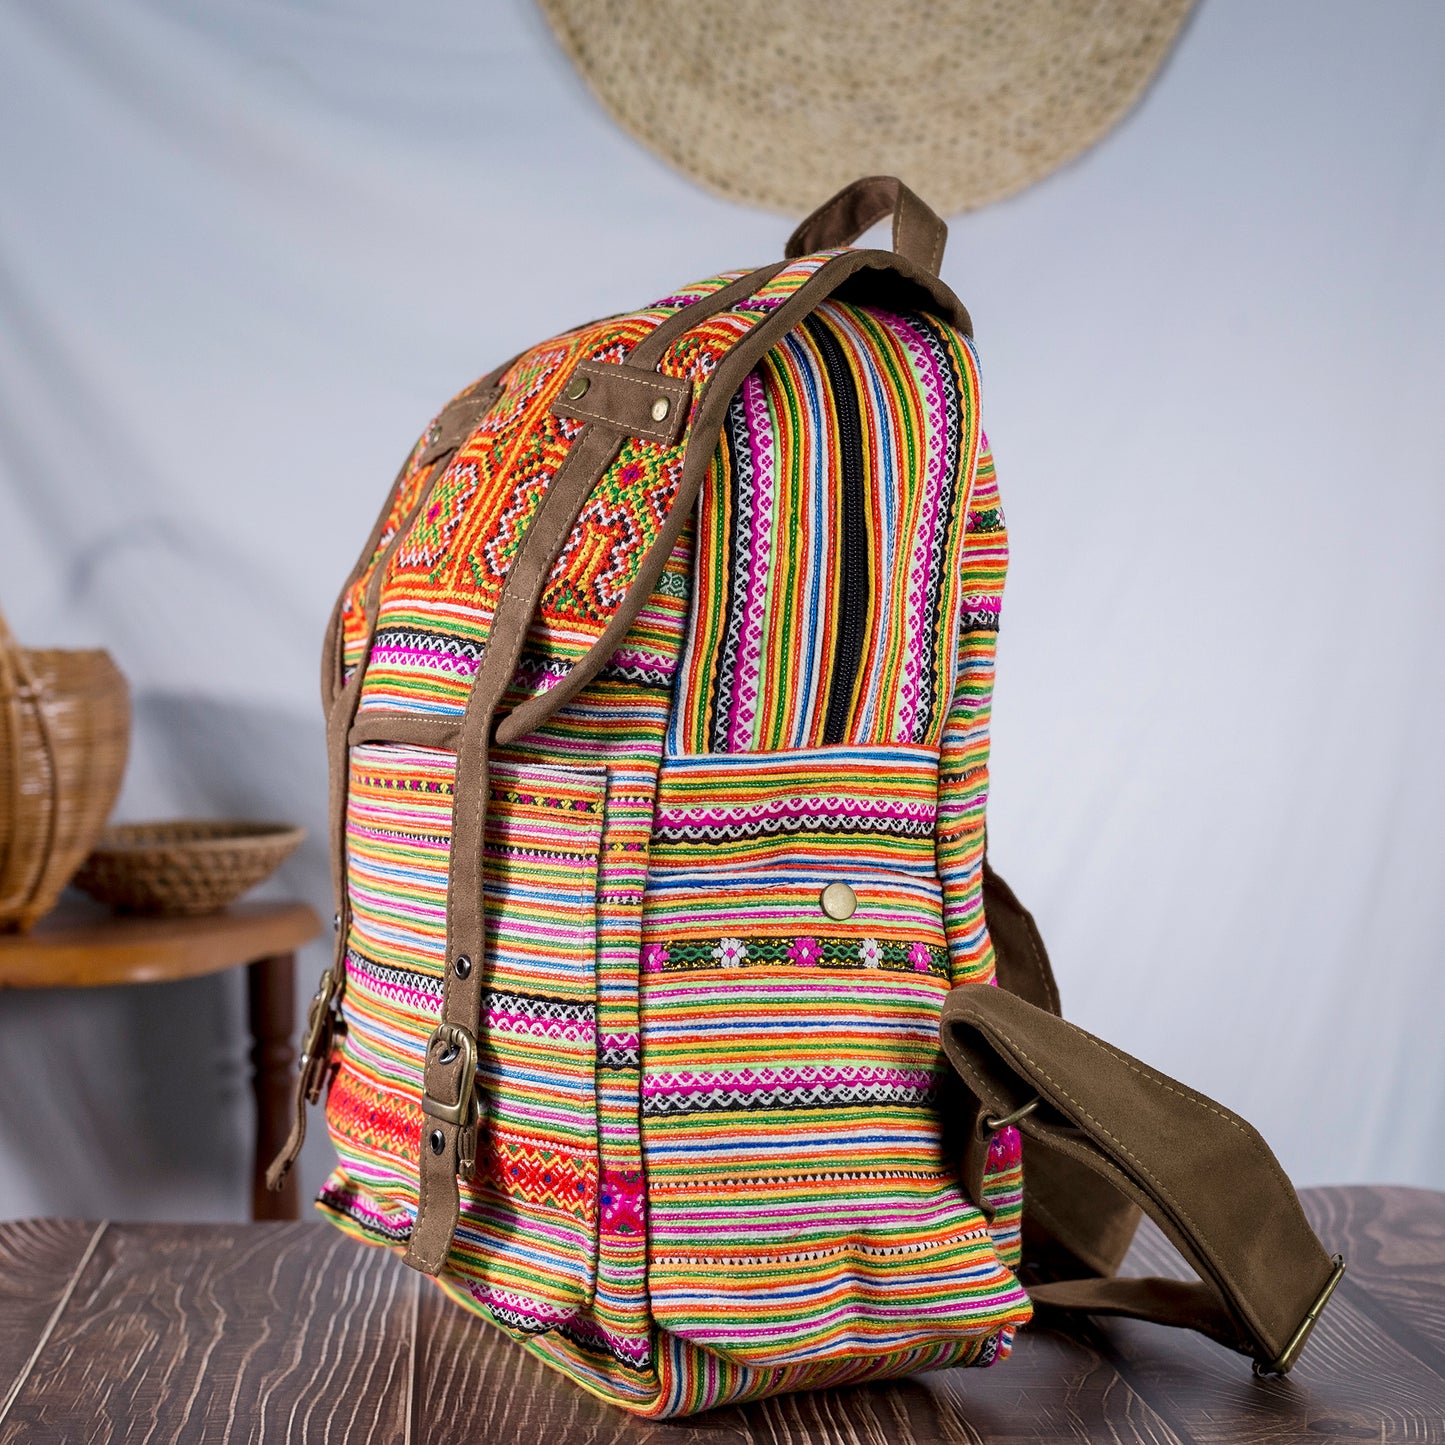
xmin=247 ymin=951 xmax=300 ymax=1221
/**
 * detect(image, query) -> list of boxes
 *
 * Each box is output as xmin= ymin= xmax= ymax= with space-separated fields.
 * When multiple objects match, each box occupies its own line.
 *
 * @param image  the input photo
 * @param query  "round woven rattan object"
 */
xmin=536 ymin=0 xmax=1195 ymax=215
xmin=71 ymin=821 xmax=305 ymax=917
xmin=0 ymin=605 xmax=130 ymax=933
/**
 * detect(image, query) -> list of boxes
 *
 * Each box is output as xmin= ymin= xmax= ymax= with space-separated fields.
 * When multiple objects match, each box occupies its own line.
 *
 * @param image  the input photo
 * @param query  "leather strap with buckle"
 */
xmin=264 ymin=963 xmax=343 ymax=1194
xmin=421 ymin=1024 xmax=481 ymax=1178
xmin=298 ymin=967 xmax=341 ymax=1105
xmin=942 ymin=985 xmax=1348 ymax=1376
xmin=1255 ymin=1253 xmax=1347 ymax=1375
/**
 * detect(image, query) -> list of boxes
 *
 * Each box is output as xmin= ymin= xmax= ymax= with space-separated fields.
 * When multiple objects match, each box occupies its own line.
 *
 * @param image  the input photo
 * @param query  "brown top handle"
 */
xmin=785 ymin=176 xmax=948 ymax=276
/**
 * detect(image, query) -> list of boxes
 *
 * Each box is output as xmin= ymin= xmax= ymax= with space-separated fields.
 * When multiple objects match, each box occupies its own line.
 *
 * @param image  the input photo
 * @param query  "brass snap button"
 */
xmin=650 ymin=397 xmax=671 ymax=422
xmin=819 ymin=881 xmax=857 ymax=921
xmin=564 ymin=373 xmax=590 ymax=401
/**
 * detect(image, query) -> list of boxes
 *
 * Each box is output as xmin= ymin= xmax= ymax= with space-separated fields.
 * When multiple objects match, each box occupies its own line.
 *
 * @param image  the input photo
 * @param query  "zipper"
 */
xmin=803 ymin=314 xmax=869 ymax=746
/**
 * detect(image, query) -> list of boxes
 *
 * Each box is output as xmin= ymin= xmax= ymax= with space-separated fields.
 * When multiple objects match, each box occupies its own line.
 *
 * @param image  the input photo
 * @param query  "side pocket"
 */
xmin=321 ymin=744 xmax=606 ymax=1336
xmin=639 ymin=747 xmax=1031 ymax=1368
xmin=462 ymin=760 xmax=607 ymax=1333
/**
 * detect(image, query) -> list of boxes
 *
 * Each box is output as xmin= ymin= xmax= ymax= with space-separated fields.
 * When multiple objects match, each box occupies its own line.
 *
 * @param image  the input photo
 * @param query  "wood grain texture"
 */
xmin=1064 ymin=1192 xmax=1445 ymax=1445
xmin=1304 ymin=1185 xmax=1445 ymax=1363
xmin=0 ymin=1218 xmax=102 ymax=1415
xmin=0 ymin=1223 xmax=417 ymax=1445
xmin=0 ymin=1187 xmax=1439 ymax=1443
xmin=0 ymin=899 xmax=322 ymax=989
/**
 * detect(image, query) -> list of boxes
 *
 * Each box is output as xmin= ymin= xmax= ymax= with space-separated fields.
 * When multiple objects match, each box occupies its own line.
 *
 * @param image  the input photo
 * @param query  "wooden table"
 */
xmin=0 ymin=1186 xmax=1439 ymax=1442
xmin=0 ymin=899 xmax=323 ymax=1221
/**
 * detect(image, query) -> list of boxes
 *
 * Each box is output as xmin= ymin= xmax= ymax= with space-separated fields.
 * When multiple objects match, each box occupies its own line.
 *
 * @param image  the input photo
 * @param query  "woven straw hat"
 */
xmin=538 ymin=0 xmax=1196 ymax=216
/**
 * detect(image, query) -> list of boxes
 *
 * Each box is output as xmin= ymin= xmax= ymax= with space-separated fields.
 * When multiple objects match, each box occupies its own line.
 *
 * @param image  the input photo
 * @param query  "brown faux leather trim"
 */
xmin=494 ymin=247 xmax=970 ymax=747
xmin=785 ymin=176 xmax=948 ymax=277
xmin=348 ymin=712 xmax=461 ymax=751
xmin=633 ymin=263 xmax=790 ymax=365
xmin=941 ymin=986 xmax=1343 ymax=1371
xmin=1028 ymin=1275 xmax=1244 ymax=1349
xmin=322 ymin=372 xmax=510 ymax=896
xmin=551 ymin=360 xmax=692 ymax=445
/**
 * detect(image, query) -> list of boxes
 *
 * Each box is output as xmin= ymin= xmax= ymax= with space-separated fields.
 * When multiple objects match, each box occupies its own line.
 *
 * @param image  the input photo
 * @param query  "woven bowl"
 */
xmin=71 ymin=820 xmax=305 ymax=917
xmin=1 ymin=605 xmax=131 ymax=933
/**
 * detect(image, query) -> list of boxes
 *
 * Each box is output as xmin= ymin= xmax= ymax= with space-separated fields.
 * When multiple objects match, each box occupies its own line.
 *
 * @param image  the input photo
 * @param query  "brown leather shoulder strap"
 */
xmin=941 ymin=984 xmax=1345 ymax=1374
xmin=982 ymin=862 xmax=1143 ymax=1277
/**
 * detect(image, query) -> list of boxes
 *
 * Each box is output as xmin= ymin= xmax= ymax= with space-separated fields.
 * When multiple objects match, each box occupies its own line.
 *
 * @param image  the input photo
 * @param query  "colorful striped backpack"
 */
xmin=269 ymin=177 xmax=1344 ymax=1417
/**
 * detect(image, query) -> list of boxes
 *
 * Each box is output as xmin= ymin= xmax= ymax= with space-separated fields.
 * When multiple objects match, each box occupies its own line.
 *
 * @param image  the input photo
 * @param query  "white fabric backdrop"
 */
xmin=1 ymin=0 xmax=1440 ymax=1222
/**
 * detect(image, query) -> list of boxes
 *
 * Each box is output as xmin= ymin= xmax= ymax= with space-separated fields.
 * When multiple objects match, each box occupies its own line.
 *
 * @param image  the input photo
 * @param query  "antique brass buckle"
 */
xmin=1254 ymin=1253 xmax=1347 ymax=1376
xmin=299 ymin=968 xmax=340 ymax=1105
xmin=421 ymin=1024 xmax=478 ymax=1126
xmin=422 ymin=1024 xmax=480 ymax=1174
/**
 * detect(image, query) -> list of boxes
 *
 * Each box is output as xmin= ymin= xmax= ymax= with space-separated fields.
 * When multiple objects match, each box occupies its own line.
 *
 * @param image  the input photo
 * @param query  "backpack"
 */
xmin=268 ymin=176 xmax=1344 ymax=1417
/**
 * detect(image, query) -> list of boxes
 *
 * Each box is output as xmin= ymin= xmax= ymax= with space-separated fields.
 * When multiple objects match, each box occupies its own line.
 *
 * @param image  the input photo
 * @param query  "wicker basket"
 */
xmin=71 ymin=820 xmax=305 ymax=916
xmin=0 ymin=604 xmax=131 ymax=932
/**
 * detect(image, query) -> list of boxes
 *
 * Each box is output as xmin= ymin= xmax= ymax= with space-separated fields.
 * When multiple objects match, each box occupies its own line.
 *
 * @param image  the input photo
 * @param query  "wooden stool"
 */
xmin=0 ymin=898 xmax=322 ymax=1220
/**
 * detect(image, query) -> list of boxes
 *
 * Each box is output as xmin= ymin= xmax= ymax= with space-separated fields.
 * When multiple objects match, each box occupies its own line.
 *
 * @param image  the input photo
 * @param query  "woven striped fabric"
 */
xmin=317 ymin=256 xmax=1029 ymax=1416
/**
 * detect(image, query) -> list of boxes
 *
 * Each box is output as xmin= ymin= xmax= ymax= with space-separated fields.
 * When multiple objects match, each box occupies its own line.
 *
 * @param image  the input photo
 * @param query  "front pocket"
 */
xmin=461 ymin=759 xmax=607 ymax=1333
xmin=639 ymin=748 xmax=1030 ymax=1368
xmin=322 ymin=746 xmax=606 ymax=1335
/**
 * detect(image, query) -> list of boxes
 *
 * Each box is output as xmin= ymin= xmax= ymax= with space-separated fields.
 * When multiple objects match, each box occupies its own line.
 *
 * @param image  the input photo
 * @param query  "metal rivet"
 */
xmin=819 ymin=881 xmax=858 ymax=921
xmin=650 ymin=397 xmax=670 ymax=422
xmin=564 ymin=373 xmax=590 ymax=401
xmin=438 ymin=1042 xmax=460 ymax=1066
xmin=429 ymin=1128 xmax=446 ymax=1155
xmin=333 ymin=912 xmax=342 ymax=933
xmin=453 ymin=954 xmax=471 ymax=979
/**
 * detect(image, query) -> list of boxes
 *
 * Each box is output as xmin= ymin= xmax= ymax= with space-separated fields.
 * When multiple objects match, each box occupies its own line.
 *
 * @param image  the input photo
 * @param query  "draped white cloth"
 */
xmin=0 ymin=0 xmax=1440 ymax=1221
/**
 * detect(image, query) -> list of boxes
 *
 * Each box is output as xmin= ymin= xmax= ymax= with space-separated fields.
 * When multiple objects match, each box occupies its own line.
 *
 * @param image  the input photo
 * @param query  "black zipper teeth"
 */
xmin=804 ymin=315 xmax=869 ymax=747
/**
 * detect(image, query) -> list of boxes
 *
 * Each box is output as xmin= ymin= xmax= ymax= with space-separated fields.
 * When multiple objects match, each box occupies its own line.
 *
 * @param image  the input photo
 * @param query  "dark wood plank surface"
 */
xmin=0 ymin=1222 xmax=416 ymax=1445
xmin=0 ymin=1219 xmax=102 ymax=1419
xmin=0 ymin=1187 xmax=1439 ymax=1443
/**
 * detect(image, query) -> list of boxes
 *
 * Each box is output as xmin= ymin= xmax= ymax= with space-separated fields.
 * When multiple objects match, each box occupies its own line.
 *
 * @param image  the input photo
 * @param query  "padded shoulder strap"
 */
xmin=941 ymin=983 xmax=1345 ymax=1374
xmin=982 ymin=864 xmax=1143 ymax=1277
